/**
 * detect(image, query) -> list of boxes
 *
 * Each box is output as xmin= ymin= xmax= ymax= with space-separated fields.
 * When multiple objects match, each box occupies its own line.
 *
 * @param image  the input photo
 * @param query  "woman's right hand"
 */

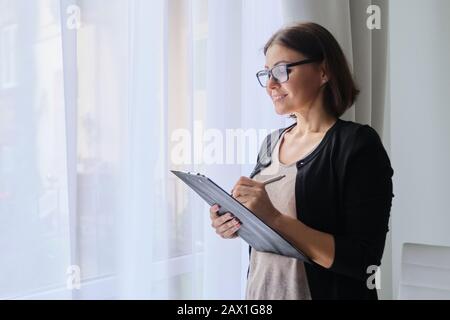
xmin=209 ymin=204 xmax=241 ymax=239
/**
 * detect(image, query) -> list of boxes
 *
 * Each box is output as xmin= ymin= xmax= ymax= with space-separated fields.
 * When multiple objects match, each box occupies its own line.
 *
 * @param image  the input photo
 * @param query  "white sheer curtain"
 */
xmin=0 ymin=0 xmax=284 ymax=299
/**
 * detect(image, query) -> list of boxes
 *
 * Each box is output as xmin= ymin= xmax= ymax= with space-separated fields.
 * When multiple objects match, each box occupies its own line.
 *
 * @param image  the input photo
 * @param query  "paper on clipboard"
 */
xmin=170 ymin=170 xmax=311 ymax=263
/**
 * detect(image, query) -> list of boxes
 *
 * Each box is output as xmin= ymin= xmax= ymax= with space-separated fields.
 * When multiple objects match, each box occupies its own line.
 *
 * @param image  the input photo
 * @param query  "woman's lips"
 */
xmin=272 ymin=94 xmax=287 ymax=102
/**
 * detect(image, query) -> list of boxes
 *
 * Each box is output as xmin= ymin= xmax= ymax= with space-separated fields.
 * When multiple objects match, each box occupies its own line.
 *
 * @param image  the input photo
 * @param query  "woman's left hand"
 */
xmin=231 ymin=176 xmax=281 ymax=225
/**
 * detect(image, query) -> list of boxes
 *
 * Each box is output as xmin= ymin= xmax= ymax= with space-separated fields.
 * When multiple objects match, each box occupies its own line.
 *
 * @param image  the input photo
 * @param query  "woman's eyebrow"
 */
xmin=264 ymin=60 xmax=290 ymax=68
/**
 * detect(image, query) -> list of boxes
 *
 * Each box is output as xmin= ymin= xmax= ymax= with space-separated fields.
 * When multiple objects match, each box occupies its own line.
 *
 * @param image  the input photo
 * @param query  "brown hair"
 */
xmin=264 ymin=22 xmax=359 ymax=117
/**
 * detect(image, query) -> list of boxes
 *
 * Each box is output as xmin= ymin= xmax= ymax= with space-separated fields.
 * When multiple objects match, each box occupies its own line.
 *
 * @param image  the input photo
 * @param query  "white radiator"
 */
xmin=399 ymin=243 xmax=450 ymax=299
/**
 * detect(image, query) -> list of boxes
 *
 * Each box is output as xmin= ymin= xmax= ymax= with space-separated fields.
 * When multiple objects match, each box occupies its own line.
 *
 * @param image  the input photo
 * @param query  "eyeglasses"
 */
xmin=256 ymin=58 xmax=321 ymax=88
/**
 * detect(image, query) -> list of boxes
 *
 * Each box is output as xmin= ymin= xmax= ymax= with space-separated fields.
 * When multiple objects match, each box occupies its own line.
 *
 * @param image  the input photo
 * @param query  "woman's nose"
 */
xmin=266 ymin=76 xmax=280 ymax=89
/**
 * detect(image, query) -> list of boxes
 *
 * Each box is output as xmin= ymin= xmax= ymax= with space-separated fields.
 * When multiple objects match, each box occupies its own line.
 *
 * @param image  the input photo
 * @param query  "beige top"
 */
xmin=245 ymin=130 xmax=312 ymax=300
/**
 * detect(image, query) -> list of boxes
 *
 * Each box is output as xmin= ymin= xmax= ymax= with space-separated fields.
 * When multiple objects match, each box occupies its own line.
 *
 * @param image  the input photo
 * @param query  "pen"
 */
xmin=230 ymin=174 xmax=286 ymax=196
xmin=262 ymin=174 xmax=286 ymax=186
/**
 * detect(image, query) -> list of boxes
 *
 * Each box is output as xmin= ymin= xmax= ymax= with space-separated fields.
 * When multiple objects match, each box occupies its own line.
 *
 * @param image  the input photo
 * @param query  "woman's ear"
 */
xmin=320 ymin=72 xmax=329 ymax=87
xmin=319 ymin=61 xmax=329 ymax=85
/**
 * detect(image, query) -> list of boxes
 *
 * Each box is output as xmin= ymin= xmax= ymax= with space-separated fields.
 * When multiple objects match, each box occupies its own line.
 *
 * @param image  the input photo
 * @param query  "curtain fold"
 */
xmin=0 ymin=0 xmax=72 ymax=299
xmin=202 ymin=0 xmax=244 ymax=299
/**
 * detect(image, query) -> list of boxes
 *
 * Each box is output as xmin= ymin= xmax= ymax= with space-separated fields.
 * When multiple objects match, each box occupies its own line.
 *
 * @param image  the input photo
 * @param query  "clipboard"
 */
xmin=170 ymin=170 xmax=311 ymax=263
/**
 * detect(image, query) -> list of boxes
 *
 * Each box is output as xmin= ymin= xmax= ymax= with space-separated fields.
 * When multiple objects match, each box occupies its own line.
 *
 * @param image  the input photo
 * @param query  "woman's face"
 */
xmin=264 ymin=44 xmax=327 ymax=115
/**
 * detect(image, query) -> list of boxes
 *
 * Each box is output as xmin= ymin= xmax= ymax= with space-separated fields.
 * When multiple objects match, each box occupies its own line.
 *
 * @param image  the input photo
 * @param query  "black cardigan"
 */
xmin=248 ymin=119 xmax=394 ymax=300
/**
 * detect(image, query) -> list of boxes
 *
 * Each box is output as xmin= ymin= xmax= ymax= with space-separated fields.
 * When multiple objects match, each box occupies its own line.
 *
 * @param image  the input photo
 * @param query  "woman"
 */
xmin=209 ymin=22 xmax=393 ymax=300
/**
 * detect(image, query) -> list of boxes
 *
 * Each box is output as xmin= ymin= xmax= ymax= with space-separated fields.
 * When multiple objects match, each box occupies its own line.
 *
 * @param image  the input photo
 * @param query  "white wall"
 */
xmin=389 ymin=0 xmax=450 ymax=298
